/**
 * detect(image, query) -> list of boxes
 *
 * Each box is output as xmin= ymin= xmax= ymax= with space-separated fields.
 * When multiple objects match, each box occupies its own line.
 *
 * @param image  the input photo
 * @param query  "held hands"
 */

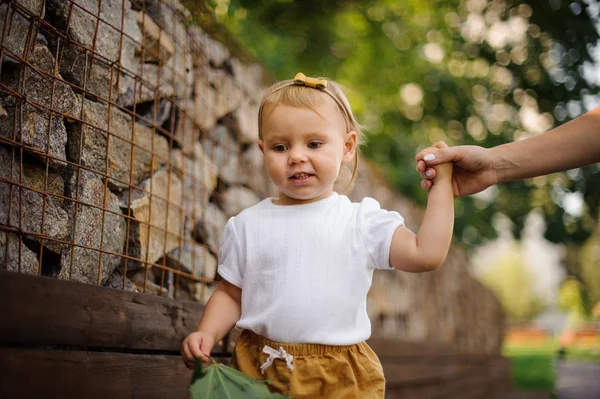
xmin=181 ymin=331 xmax=215 ymax=369
xmin=416 ymin=142 xmax=453 ymax=188
xmin=415 ymin=143 xmax=499 ymax=197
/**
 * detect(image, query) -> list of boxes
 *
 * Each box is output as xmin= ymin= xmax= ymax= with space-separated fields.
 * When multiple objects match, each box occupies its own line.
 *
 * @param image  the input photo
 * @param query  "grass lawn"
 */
xmin=503 ymin=340 xmax=600 ymax=394
xmin=503 ymin=344 xmax=557 ymax=392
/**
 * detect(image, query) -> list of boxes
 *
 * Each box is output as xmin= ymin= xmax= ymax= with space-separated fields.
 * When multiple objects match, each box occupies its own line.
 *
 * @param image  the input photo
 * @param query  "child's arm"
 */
xmin=181 ymin=279 xmax=241 ymax=368
xmin=389 ymin=142 xmax=454 ymax=272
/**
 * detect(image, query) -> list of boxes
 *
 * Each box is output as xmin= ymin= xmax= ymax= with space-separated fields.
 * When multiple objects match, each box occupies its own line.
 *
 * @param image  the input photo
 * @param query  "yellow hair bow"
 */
xmin=294 ymin=72 xmax=327 ymax=89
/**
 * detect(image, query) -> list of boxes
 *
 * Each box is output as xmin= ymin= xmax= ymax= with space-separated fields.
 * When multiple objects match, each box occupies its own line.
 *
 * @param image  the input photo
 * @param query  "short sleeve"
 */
xmin=356 ymin=197 xmax=405 ymax=270
xmin=217 ymin=217 xmax=245 ymax=288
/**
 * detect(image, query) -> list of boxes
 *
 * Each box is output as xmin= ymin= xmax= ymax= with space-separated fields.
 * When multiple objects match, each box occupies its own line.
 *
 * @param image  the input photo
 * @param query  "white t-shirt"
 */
xmin=217 ymin=192 xmax=404 ymax=345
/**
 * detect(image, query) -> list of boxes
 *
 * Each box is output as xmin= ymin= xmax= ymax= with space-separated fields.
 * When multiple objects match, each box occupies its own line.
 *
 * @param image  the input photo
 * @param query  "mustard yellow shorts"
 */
xmin=231 ymin=329 xmax=385 ymax=398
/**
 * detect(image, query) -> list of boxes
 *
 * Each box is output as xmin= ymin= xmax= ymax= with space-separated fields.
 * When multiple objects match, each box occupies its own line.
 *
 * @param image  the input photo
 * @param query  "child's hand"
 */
xmin=417 ymin=142 xmax=453 ymax=186
xmin=181 ymin=331 xmax=215 ymax=369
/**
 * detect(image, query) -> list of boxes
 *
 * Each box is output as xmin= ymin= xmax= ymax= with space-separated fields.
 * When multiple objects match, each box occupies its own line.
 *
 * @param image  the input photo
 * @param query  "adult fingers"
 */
xmin=415 ymin=146 xmax=461 ymax=165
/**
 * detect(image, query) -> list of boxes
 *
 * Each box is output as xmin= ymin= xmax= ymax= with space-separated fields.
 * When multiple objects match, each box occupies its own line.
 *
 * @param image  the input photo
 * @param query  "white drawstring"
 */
xmin=260 ymin=345 xmax=294 ymax=374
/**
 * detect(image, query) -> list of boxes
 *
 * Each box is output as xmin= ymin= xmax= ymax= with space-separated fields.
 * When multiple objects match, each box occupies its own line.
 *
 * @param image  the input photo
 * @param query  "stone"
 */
xmin=240 ymin=144 xmax=270 ymax=198
xmin=46 ymin=0 xmax=142 ymax=101
xmin=224 ymin=96 xmax=260 ymax=144
xmin=204 ymin=125 xmax=241 ymax=184
xmin=59 ymin=169 xmax=126 ymax=285
xmin=193 ymin=67 xmax=242 ymax=131
xmin=0 ymin=41 xmax=81 ymax=119
xmin=67 ymin=97 xmax=170 ymax=190
xmin=194 ymin=202 xmax=227 ymax=253
xmin=133 ymin=11 xmax=174 ymax=65
xmin=165 ymin=240 xmax=217 ymax=280
xmin=230 ymin=58 xmax=265 ymax=102
xmin=103 ymin=268 xmax=139 ymax=292
xmin=193 ymin=282 xmax=216 ymax=304
xmin=134 ymin=98 xmax=172 ymax=129
xmin=127 ymin=268 xmax=167 ymax=295
xmin=0 ymin=0 xmax=45 ymax=63
xmin=188 ymin=25 xmax=229 ymax=67
xmin=171 ymin=144 xmax=218 ymax=222
xmin=0 ymin=103 xmax=68 ymax=171
xmin=0 ymin=146 xmax=69 ymax=254
xmin=117 ymin=64 xmax=176 ymax=107
xmin=174 ymin=106 xmax=199 ymax=153
xmin=0 ymin=231 xmax=40 ymax=275
xmin=220 ymin=185 xmax=260 ymax=218
xmin=122 ymin=168 xmax=185 ymax=270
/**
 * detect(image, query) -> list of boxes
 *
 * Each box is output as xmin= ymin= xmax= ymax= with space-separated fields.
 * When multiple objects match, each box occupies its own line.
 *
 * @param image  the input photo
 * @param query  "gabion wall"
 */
xmin=0 ymin=0 xmax=270 ymax=302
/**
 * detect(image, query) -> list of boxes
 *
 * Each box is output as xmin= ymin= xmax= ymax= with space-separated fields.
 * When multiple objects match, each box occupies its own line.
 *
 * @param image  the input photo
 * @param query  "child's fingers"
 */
xmin=181 ymin=343 xmax=195 ymax=364
xmin=421 ymin=179 xmax=432 ymax=190
xmin=422 ymin=167 xmax=436 ymax=179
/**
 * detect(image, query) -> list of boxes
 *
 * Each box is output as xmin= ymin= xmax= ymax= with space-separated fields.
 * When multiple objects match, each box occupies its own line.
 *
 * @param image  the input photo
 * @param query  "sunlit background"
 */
xmin=187 ymin=0 xmax=600 ymax=392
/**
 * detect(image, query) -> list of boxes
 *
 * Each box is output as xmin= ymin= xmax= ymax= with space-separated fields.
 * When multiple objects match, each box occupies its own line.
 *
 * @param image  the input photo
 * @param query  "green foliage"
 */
xmin=503 ymin=343 xmax=557 ymax=392
xmin=558 ymin=278 xmax=592 ymax=325
xmin=200 ymin=0 xmax=600 ymax=248
xmin=481 ymin=245 xmax=544 ymax=321
xmin=580 ymin=222 xmax=600 ymax=305
xmin=190 ymin=359 xmax=290 ymax=398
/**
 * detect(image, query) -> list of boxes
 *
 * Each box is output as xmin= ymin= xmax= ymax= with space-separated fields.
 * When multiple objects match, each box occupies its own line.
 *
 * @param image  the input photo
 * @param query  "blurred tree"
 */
xmin=198 ymin=0 xmax=600 ymax=247
xmin=558 ymin=277 xmax=592 ymax=325
xmin=579 ymin=219 xmax=600 ymax=304
xmin=480 ymin=245 xmax=544 ymax=321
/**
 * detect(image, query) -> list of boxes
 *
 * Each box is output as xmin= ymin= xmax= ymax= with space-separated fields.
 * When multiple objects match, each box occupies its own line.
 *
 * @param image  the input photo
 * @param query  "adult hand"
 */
xmin=415 ymin=144 xmax=500 ymax=197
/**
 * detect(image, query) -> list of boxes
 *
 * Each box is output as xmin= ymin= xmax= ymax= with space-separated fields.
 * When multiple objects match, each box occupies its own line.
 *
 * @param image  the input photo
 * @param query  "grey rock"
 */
xmin=0 ymin=146 xmax=69 ymax=254
xmin=117 ymin=64 xmax=176 ymax=107
xmin=204 ymin=125 xmax=241 ymax=184
xmin=240 ymin=144 xmax=270 ymax=198
xmin=127 ymin=268 xmax=167 ymax=295
xmin=46 ymin=0 xmax=141 ymax=101
xmin=67 ymin=97 xmax=170 ymax=189
xmin=0 ymin=104 xmax=68 ymax=171
xmin=0 ymin=231 xmax=40 ymax=275
xmin=59 ymin=169 xmax=126 ymax=285
xmin=188 ymin=25 xmax=229 ymax=67
xmin=103 ymin=268 xmax=139 ymax=292
xmin=193 ymin=68 xmax=242 ymax=131
xmin=195 ymin=202 xmax=227 ymax=253
xmin=165 ymin=240 xmax=216 ymax=280
xmin=193 ymin=282 xmax=215 ymax=304
xmin=171 ymin=144 xmax=218 ymax=222
xmin=220 ymin=185 xmax=260 ymax=218
xmin=0 ymin=0 xmax=45 ymax=63
xmin=122 ymin=168 xmax=185 ymax=270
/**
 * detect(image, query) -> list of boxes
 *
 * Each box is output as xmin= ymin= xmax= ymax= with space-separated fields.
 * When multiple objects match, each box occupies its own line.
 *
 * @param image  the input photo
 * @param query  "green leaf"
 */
xmin=189 ymin=358 xmax=290 ymax=399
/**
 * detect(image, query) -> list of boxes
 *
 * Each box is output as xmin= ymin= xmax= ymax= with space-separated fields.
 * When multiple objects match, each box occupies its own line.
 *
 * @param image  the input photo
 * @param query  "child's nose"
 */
xmin=288 ymin=146 xmax=308 ymax=164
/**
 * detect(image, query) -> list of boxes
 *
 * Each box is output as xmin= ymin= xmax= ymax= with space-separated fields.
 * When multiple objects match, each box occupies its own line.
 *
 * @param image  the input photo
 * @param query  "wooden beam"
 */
xmin=0 ymin=272 xmax=205 ymax=351
xmin=0 ymin=347 xmax=206 ymax=399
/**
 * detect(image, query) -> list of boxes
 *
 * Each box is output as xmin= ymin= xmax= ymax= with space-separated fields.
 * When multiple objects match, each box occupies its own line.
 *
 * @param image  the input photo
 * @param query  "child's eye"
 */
xmin=307 ymin=142 xmax=322 ymax=149
xmin=273 ymin=144 xmax=288 ymax=152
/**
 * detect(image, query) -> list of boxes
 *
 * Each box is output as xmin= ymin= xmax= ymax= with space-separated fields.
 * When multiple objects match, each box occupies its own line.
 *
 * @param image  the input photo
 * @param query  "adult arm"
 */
xmin=416 ymin=106 xmax=600 ymax=196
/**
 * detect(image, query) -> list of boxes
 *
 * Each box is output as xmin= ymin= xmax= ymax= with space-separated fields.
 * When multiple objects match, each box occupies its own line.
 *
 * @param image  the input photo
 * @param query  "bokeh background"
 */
xmin=189 ymin=0 xmax=600 ymax=393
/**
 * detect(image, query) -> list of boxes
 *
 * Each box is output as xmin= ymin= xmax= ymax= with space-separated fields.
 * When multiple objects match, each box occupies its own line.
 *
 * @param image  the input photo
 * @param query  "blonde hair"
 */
xmin=258 ymin=77 xmax=365 ymax=193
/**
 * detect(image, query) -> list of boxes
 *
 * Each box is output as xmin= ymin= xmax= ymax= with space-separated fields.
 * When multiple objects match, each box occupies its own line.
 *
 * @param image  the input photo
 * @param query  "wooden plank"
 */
xmin=0 ymin=271 xmax=205 ymax=351
xmin=0 ymin=347 xmax=198 ymax=399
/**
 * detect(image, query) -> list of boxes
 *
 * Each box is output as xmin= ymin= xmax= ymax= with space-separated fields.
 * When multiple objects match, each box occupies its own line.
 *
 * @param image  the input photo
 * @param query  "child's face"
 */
xmin=258 ymin=99 xmax=357 ymax=205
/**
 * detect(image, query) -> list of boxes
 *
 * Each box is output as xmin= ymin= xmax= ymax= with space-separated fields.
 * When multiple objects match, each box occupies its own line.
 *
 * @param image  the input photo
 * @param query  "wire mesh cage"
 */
xmin=0 ymin=0 xmax=268 ymax=302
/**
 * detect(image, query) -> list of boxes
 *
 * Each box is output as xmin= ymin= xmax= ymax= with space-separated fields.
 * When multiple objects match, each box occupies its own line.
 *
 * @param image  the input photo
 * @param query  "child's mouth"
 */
xmin=290 ymin=173 xmax=314 ymax=181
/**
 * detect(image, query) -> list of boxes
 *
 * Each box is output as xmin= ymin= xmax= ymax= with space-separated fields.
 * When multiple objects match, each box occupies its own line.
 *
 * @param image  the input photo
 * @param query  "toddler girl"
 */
xmin=181 ymin=73 xmax=454 ymax=398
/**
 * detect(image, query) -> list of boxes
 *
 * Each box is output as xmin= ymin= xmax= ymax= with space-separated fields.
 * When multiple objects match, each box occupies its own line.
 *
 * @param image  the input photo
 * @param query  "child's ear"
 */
xmin=258 ymin=140 xmax=264 ymax=154
xmin=342 ymin=131 xmax=357 ymax=163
